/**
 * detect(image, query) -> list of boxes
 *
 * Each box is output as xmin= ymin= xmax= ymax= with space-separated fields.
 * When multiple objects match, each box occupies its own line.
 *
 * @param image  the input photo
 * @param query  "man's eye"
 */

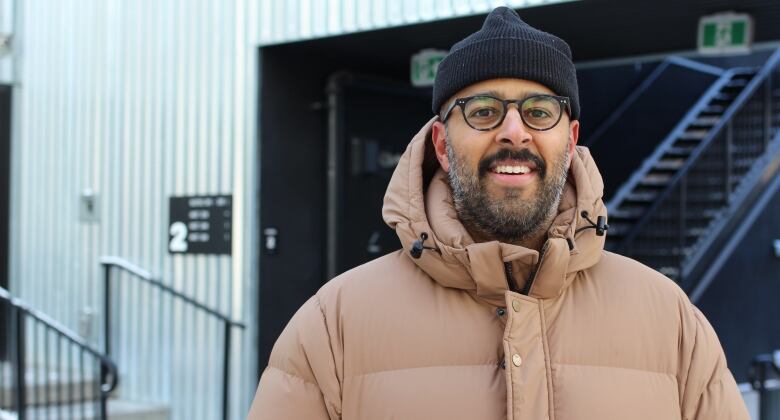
xmin=470 ymin=107 xmax=498 ymax=118
xmin=526 ymin=108 xmax=551 ymax=119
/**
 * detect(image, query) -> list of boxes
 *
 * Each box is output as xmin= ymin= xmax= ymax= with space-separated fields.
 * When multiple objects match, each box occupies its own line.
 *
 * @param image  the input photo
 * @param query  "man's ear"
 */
xmin=567 ymin=120 xmax=580 ymax=166
xmin=431 ymin=120 xmax=450 ymax=172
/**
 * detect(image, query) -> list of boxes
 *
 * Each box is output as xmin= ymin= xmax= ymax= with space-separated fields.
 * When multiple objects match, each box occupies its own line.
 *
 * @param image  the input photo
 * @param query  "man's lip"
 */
xmin=488 ymin=171 xmax=537 ymax=187
xmin=489 ymin=159 xmax=538 ymax=171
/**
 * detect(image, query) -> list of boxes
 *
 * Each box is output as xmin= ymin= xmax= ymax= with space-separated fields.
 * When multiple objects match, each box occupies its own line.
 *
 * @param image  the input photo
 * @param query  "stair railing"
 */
xmin=0 ymin=286 xmax=118 ymax=420
xmin=748 ymin=350 xmax=780 ymax=420
xmin=606 ymin=66 xmax=747 ymax=211
xmin=99 ymin=256 xmax=246 ymax=420
xmin=586 ymin=56 xmax=725 ymax=149
xmin=615 ymin=48 xmax=780 ymax=288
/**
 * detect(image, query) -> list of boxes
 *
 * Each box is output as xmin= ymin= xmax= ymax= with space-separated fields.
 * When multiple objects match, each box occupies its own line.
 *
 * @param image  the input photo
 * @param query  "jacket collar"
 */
xmin=383 ymin=118 xmax=607 ymax=305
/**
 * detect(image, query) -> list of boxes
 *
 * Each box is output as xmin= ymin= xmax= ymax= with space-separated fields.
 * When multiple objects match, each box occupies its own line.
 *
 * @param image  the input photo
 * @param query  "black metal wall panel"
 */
xmin=696 ymin=184 xmax=780 ymax=383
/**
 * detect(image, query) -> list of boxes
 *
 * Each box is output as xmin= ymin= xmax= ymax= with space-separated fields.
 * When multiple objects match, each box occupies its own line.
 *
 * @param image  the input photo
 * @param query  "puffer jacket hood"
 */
xmin=383 ymin=117 xmax=605 ymax=304
xmin=249 ymin=118 xmax=749 ymax=420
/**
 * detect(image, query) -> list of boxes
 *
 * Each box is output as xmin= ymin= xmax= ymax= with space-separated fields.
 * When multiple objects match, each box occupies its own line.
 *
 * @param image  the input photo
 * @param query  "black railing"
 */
xmin=748 ymin=350 xmax=780 ymax=420
xmin=99 ymin=256 xmax=245 ymax=420
xmin=0 ymin=286 xmax=118 ymax=419
xmin=586 ymin=55 xmax=725 ymax=149
xmin=605 ymin=66 xmax=744 ymax=211
xmin=615 ymin=48 xmax=780 ymax=288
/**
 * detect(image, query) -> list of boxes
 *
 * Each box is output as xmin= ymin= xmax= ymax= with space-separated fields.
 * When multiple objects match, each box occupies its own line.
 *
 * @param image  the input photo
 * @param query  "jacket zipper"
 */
xmin=521 ymin=242 xmax=550 ymax=295
xmin=504 ymin=262 xmax=520 ymax=293
xmin=503 ymin=262 xmax=521 ymax=294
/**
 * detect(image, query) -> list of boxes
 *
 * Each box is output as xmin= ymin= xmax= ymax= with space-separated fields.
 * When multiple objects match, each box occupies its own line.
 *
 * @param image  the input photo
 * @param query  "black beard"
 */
xmin=446 ymin=142 xmax=569 ymax=244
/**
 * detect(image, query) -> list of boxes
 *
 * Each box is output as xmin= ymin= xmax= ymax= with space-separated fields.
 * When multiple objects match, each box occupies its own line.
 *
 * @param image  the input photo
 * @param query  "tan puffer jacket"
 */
xmin=248 ymin=118 xmax=749 ymax=420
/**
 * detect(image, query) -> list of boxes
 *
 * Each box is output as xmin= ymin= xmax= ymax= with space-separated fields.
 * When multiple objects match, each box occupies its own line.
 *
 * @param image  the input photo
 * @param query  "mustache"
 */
xmin=478 ymin=148 xmax=546 ymax=178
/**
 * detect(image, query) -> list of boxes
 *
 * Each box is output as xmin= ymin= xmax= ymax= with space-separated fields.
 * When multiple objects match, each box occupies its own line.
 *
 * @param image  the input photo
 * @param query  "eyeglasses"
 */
xmin=441 ymin=94 xmax=571 ymax=132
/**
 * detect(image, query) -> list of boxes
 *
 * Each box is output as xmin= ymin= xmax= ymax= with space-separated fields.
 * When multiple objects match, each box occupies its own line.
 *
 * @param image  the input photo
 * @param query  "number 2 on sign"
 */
xmin=169 ymin=222 xmax=188 ymax=252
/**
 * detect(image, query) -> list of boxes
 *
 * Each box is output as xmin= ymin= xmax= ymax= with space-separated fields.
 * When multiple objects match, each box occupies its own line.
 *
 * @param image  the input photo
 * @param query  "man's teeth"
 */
xmin=494 ymin=165 xmax=531 ymax=174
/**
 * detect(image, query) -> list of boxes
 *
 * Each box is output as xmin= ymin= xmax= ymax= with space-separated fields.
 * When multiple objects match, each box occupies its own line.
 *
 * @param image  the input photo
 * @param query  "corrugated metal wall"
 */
xmin=257 ymin=0 xmax=576 ymax=45
xmin=8 ymin=0 xmax=258 ymax=418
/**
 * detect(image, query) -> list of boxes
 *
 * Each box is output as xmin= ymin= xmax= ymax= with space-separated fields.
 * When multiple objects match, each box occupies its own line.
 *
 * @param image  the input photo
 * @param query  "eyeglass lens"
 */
xmin=463 ymin=95 xmax=562 ymax=130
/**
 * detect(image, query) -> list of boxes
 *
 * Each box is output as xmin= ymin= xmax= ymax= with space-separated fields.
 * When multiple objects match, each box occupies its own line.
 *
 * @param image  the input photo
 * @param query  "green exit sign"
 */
xmin=411 ymin=49 xmax=447 ymax=87
xmin=698 ymin=12 xmax=753 ymax=55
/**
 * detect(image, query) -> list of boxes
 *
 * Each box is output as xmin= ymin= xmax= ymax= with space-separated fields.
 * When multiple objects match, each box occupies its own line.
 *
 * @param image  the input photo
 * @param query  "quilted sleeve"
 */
xmin=678 ymin=304 xmax=749 ymax=420
xmin=247 ymin=295 xmax=342 ymax=419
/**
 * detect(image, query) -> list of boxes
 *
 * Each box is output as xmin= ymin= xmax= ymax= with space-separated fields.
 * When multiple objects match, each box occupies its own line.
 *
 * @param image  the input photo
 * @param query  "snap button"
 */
xmin=512 ymin=354 xmax=522 ymax=367
xmin=511 ymin=300 xmax=521 ymax=312
xmin=496 ymin=307 xmax=506 ymax=317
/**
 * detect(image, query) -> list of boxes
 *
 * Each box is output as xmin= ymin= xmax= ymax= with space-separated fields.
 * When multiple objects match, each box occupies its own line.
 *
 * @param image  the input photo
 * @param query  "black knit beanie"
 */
xmin=432 ymin=7 xmax=579 ymax=120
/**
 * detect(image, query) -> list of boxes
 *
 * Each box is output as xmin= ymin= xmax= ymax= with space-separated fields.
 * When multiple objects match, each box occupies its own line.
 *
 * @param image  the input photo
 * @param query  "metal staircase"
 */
xmin=0 ymin=286 xmax=119 ymax=420
xmin=605 ymin=49 xmax=780 ymax=290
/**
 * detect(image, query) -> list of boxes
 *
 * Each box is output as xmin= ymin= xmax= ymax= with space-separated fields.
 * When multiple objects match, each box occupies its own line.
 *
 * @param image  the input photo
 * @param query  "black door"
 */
xmin=257 ymin=70 xmax=431 ymax=367
xmin=325 ymin=73 xmax=432 ymax=278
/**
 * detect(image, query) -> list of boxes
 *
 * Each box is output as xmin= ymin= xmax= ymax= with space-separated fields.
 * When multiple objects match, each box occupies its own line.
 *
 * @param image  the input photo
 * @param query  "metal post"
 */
xmin=12 ymin=308 xmax=26 ymax=420
xmin=221 ymin=321 xmax=232 ymax=420
xmin=765 ymin=74 xmax=773 ymax=151
xmin=103 ymin=265 xmax=111 ymax=356
xmin=749 ymin=353 xmax=780 ymax=420
xmin=99 ymin=362 xmax=108 ymax=420
xmin=678 ymin=177 xmax=687 ymax=286
xmin=326 ymin=77 xmax=342 ymax=281
xmin=102 ymin=265 xmax=112 ymax=420
xmin=725 ymin=123 xmax=733 ymax=202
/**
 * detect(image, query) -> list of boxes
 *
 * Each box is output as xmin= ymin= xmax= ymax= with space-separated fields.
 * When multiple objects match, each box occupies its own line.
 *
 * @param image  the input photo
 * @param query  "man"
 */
xmin=249 ymin=7 xmax=749 ymax=420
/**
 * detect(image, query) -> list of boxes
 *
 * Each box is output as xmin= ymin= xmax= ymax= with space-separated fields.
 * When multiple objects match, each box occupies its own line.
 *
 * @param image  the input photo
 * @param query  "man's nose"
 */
xmin=495 ymin=106 xmax=533 ymax=147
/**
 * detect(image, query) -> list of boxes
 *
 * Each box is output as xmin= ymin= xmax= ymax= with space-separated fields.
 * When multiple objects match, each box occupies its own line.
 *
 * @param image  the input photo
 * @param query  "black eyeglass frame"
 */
xmin=441 ymin=94 xmax=572 ymax=132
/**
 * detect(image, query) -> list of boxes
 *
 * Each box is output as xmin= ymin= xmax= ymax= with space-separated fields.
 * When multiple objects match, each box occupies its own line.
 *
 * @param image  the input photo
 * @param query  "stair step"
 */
xmin=0 ymin=364 xmax=98 ymax=408
xmin=640 ymin=173 xmax=673 ymax=187
xmin=611 ymin=206 xmax=720 ymax=224
xmin=610 ymin=206 xmax=646 ymax=219
xmin=7 ymin=398 xmax=170 ymax=420
xmin=688 ymin=177 xmax=740 ymax=188
xmin=712 ymin=92 xmax=736 ymax=102
xmin=734 ymin=157 xmax=756 ymax=169
xmin=686 ymin=191 xmax=727 ymax=202
xmin=690 ymin=116 xmax=721 ymax=126
xmin=658 ymin=266 xmax=680 ymax=279
xmin=623 ymin=191 xmax=657 ymax=203
xmin=701 ymin=104 xmax=726 ymax=114
xmin=665 ymin=146 xmax=697 ymax=157
xmin=733 ymin=143 xmax=765 ymax=154
xmin=630 ymin=247 xmax=689 ymax=257
xmin=679 ymin=130 xmax=709 ymax=141
xmin=653 ymin=158 xmax=686 ymax=171
xmin=605 ymin=222 xmax=633 ymax=236
xmin=725 ymin=78 xmax=750 ymax=89
xmin=636 ymin=227 xmax=707 ymax=239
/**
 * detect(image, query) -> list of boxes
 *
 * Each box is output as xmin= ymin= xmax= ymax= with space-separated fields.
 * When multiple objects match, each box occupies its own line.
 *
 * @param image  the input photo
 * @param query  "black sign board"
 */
xmin=168 ymin=195 xmax=232 ymax=255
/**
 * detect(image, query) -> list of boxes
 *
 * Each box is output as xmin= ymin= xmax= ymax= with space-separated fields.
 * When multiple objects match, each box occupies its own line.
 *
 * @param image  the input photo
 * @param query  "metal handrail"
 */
xmin=0 ymin=286 xmax=118 ymax=419
xmin=98 ymin=256 xmax=244 ymax=328
xmin=617 ymin=48 xmax=780 ymax=255
xmin=748 ymin=350 xmax=780 ymax=420
xmin=99 ymin=256 xmax=244 ymax=420
xmin=586 ymin=56 xmax=725 ymax=149
xmin=688 ymin=148 xmax=780 ymax=302
xmin=606 ymin=68 xmax=743 ymax=210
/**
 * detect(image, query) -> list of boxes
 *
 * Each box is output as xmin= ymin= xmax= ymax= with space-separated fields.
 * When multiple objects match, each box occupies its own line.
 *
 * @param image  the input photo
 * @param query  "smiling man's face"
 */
xmin=431 ymin=78 xmax=580 ymax=248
